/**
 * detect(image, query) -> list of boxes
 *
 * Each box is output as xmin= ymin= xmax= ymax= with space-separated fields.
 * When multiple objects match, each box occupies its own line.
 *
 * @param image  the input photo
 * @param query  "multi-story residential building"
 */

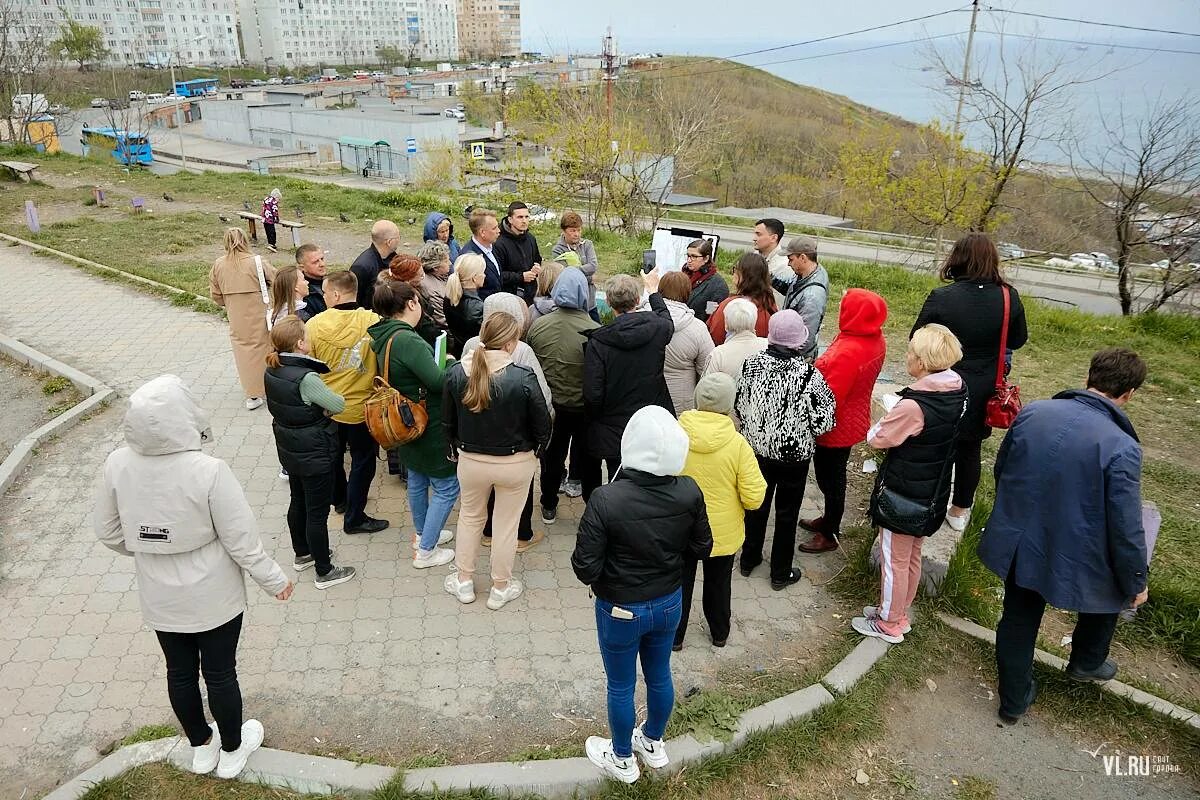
xmin=238 ymin=0 xmax=459 ymax=68
xmin=7 ymin=0 xmax=240 ymax=66
xmin=456 ymin=0 xmax=520 ymax=59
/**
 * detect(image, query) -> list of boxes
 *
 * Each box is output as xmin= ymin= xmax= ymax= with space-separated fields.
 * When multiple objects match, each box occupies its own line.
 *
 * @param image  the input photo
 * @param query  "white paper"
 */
xmin=862 ymin=459 xmax=877 ymax=474
xmin=881 ymin=393 xmax=901 ymax=412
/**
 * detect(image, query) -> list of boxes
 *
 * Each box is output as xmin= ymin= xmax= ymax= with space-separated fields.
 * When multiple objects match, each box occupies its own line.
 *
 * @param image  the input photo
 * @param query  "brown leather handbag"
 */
xmin=363 ymin=333 xmax=428 ymax=449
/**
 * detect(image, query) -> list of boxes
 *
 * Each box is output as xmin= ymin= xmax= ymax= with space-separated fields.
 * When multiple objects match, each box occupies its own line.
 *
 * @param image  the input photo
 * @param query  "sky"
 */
xmin=519 ymin=1 xmax=1200 ymax=55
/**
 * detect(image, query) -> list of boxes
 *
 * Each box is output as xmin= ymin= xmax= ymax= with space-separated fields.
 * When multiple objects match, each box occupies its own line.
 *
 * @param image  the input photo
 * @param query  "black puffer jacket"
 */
xmin=572 ymin=468 xmax=713 ymax=604
xmin=582 ymin=293 xmax=675 ymax=460
xmin=443 ymin=355 xmax=551 ymax=457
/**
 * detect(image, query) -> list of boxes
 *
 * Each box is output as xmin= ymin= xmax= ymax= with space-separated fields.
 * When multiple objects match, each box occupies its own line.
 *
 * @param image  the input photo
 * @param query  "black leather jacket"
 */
xmin=443 ymin=358 xmax=551 ymax=457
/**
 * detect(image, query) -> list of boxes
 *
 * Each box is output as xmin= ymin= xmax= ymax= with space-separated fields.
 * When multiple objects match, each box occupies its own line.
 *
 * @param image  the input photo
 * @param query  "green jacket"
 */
xmin=367 ymin=318 xmax=455 ymax=479
xmin=525 ymin=307 xmax=598 ymax=409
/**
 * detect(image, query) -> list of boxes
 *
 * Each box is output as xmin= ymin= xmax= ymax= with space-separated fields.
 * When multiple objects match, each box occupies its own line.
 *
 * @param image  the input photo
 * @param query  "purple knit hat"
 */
xmin=767 ymin=309 xmax=809 ymax=349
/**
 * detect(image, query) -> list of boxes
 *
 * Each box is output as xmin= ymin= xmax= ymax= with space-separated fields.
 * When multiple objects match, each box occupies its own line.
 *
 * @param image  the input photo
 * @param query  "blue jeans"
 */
xmin=407 ymin=470 xmax=460 ymax=551
xmin=595 ymin=588 xmax=683 ymax=758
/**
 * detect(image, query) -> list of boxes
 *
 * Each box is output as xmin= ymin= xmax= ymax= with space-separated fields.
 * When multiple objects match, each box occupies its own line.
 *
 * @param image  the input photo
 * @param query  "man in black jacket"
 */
xmin=492 ymin=201 xmax=542 ymax=303
xmin=349 ymin=219 xmax=400 ymax=309
xmin=582 ymin=270 xmax=674 ymax=501
xmin=295 ymin=243 xmax=328 ymax=315
xmin=572 ymin=404 xmax=713 ymax=783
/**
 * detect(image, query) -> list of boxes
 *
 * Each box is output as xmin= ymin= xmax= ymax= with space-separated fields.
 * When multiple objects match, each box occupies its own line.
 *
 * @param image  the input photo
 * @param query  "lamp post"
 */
xmin=168 ymin=35 xmax=206 ymax=172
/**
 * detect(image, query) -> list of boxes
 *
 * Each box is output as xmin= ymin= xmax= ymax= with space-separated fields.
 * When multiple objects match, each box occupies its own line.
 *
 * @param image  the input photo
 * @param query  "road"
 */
xmin=669 ymin=218 xmax=1195 ymax=316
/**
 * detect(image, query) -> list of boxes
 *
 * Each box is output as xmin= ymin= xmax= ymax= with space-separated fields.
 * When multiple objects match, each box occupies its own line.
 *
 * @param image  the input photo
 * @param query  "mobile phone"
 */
xmin=398 ymin=402 xmax=416 ymax=428
xmin=641 ymin=249 xmax=657 ymax=274
xmin=610 ymin=606 xmax=635 ymax=620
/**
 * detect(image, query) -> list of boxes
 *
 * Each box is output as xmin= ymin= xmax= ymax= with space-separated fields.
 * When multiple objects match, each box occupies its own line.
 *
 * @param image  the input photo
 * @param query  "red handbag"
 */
xmin=984 ymin=284 xmax=1022 ymax=429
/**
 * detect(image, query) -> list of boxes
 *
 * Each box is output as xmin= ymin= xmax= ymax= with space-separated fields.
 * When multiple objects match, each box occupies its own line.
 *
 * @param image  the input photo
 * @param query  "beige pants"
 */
xmin=454 ymin=450 xmax=537 ymax=588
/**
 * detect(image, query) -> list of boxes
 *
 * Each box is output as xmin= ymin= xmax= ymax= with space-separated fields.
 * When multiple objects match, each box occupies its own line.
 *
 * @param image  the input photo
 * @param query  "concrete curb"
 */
xmin=0 ymin=235 xmax=212 ymax=308
xmin=43 ymin=641 xmax=892 ymax=798
xmin=0 ymin=333 xmax=115 ymax=496
xmin=938 ymin=612 xmax=1200 ymax=731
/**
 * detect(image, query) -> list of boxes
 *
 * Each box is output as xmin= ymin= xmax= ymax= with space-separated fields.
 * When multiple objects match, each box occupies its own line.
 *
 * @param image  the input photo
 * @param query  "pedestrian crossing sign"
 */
xmin=471 ymin=142 xmax=485 ymax=160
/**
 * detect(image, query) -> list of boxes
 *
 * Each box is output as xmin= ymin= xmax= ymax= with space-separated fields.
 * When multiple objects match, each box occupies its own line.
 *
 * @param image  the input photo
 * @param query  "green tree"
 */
xmin=51 ymin=15 xmax=108 ymax=71
xmin=376 ymin=46 xmax=403 ymax=67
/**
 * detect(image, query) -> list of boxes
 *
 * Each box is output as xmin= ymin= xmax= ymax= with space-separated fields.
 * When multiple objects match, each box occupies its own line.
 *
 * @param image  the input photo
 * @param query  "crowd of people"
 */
xmin=97 ymin=207 xmax=1151 ymax=784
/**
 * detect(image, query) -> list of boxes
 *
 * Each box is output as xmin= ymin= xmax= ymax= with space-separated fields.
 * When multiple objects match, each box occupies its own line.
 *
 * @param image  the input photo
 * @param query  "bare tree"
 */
xmin=0 ymin=0 xmax=66 ymax=146
xmin=926 ymin=27 xmax=1116 ymax=231
xmin=1069 ymin=97 xmax=1200 ymax=315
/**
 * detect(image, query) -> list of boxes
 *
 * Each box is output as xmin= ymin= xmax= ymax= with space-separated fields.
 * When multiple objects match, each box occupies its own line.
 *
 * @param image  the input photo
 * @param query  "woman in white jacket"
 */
xmin=658 ymin=271 xmax=715 ymax=415
xmin=94 ymin=375 xmax=293 ymax=780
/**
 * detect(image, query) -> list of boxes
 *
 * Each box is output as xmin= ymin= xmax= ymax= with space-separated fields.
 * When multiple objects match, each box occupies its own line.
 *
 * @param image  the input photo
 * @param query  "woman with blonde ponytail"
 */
xmin=443 ymin=312 xmax=551 ymax=610
xmin=443 ymin=253 xmax=486 ymax=357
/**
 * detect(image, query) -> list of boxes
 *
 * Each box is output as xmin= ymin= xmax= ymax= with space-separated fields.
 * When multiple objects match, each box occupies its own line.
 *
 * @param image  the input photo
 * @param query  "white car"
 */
xmin=1044 ymin=257 xmax=1076 ymax=269
xmin=89 ymin=97 xmax=109 ymax=108
xmin=145 ymin=92 xmax=165 ymax=104
xmin=443 ymin=108 xmax=465 ymax=120
xmin=128 ymin=90 xmax=146 ymax=102
xmin=997 ymin=242 xmax=1025 ymax=259
xmin=266 ymin=77 xmax=283 ymax=85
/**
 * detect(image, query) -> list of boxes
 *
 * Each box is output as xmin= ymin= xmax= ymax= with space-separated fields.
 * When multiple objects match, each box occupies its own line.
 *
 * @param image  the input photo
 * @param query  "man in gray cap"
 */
xmin=773 ymin=236 xmax=828 ymax=360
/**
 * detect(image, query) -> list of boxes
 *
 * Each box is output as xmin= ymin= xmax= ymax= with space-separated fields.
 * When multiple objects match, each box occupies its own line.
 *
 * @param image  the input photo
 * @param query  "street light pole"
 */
xmin=169 ymin=56 xmax=188 ymax=171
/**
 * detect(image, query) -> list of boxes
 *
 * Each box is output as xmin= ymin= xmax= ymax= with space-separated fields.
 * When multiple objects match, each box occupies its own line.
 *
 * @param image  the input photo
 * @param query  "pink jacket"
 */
xmin=868 ymin=369 xmax=964 ymax=450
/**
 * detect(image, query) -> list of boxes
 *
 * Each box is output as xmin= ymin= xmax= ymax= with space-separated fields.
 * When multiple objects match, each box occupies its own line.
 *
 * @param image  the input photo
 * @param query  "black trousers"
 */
xmin=332 ymin=421 xmax=378 ymax=528
xmin=741 ymin=455 xmax=810 ymax=582
xmin=812 ymin=445 xmax=852 ymax=535
xmin=581 ymin=456 xmax=621 ymax=503
xmin=541 ymin=405 xmax=591 ymax=512
xmin=952 ymin=437 xmax=983 ymax=509
xmin=155 ymin=614 xmax=244 ymax=751
xmin=995 ymin=568 xmax=1118 ymax=717
xmin=264 ymin=222 xmax=277 ymax=247
xmin=287 ymin=471 xmax=333 ymax=576
xmin=484 ymin=480 xmax=534 ymax=541
xmin=675 ymin=554 xmax=735 ymax=646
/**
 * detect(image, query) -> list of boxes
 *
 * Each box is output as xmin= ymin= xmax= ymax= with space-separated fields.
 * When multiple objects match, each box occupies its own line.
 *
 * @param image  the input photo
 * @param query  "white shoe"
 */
xmin=945 ymin=510 xmax=970 ymax=532
xmin=444 ymin=574 xmax=475 ymax=604
xmin=215 ymin=719 xmax=264 ymax=779
xmin=487 ymin=579 xmax=524 ymax=610
xmin=245 ymin=397 xmax=264 ymax=411
xmin=413 ymin=547 xmax=455 ymax=569
xmin=862 ymin=606 xmax=912 ymax=635
xmin=851 ymin=615 xmax=904 ymax=644
xmin=278 ymin=467 xmax=289 ymax=480
xmin=631 ymin=725 xmax=669 ymax=769
xmin=190 ymin=722 xmax=221 ymax=774
xmin=585 ymin=736 xmax=640 ymax=783
xmin=412 ymin=529 xmax=454 ymax=550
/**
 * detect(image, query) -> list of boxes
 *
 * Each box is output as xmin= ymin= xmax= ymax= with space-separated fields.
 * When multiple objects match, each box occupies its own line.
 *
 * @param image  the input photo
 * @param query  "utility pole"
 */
xmin=601 ymin=27 xmax=617 ymax=131
xmin=497 ymin=65 xmax=509 ymax=130
xmin=933 ymin=0 xmax=980 ymax=269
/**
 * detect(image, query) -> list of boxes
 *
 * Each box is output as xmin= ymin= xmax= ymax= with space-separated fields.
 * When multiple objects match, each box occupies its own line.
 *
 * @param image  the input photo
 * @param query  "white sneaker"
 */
xmin=413 ymin=547 xmax=455 ymax=569
xmin=278 ymin=467 xmax=289 ymax=480
xmin=444 ymin=574 xmax=475 ymax=604
xmin=215 ymin=719 xmax=264 ymax=779
xmin=190 ymin=722 xmax=221 ymax=775
xmin=851 ymin=615 xmax=904 ymax=644
xmin=245 ymin=397 xmax=264 ymax=411
xmin=631 ymin=725 xmax=669 ymax=769
xmin=585 ymin=736 xmax=640 ymax=783
xmin=487 ymin=579 xmax=524 ymax=610
xmin=945 ymin=510 xmax=970 ymax=532
xmin=412 ymin=529 xmax=454 ymax=550
xmin=862 ymin=606 xmax=912 ymax=635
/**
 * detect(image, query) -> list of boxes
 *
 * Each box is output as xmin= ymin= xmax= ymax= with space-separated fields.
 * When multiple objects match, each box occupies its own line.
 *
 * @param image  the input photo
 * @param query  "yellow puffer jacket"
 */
xmin=679 ymin=410 xmax=767 ymax=557
xmin=305 ymin=307 xmax=381 ymax=424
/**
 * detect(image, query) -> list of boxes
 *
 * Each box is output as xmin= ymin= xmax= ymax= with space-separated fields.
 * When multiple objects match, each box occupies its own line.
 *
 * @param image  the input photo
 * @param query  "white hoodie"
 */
xmin=94 ymin=375 xmax=287 ymax=633
xmin=620 ymin=405 xmax=689 ymax=477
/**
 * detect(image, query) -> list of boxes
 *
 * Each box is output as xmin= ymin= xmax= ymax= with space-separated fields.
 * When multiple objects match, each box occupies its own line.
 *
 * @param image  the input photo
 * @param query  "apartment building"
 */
xmin=8 ymin=0 xmax=240 ymax=66
xmin=238 ymin=0 xmax=459 ymax=67
xmin=456 ymin=0 xmax=520 ymax=59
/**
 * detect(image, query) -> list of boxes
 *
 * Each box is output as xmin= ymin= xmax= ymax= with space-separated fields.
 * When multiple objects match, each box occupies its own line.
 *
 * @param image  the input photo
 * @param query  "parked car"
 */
xmin=128 ymin=90 xmax=146 ymax=102
xmin=1044 ymin=257 xmax=1076 ymax=269
xmin=145 ymin=93 xmax=165 ymax=104
xmin=250 ymin=78 xmax=264 ymax=86
xmin=443 ymin=108 xmax=465 ymax=120
xmin=230 ymin=78 xmax=247 ymax=89
xmin=89 ymin=97 xmax=110 ymax=108
xmin=997 ymin=242 xmax=1025 ymax=259
xmin=282 ymin=75 xmax=297 ymax=84
xmin=266 ymin=77 xmax=283 ymax=85
xmin=48 ymin=103 xmax=70 ymax=114
xmin=352 ymin=70 xmax=370 ymax=80
xmin=527 ymin=204 xmax=556 ymax=223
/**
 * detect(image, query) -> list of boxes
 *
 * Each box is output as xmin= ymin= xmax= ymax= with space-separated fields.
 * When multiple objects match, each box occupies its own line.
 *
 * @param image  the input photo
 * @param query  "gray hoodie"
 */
xmin=95 ymin=375 xmax=287 ymax=633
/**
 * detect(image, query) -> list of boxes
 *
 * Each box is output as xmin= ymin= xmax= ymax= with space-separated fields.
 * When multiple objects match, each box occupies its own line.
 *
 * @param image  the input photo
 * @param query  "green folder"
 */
xmin=435 ymin=331 xmax=448 ymax=369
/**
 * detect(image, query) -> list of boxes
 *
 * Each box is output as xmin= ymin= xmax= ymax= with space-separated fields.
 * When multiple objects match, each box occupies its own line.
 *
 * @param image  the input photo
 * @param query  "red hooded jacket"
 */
xmin=814 ymin=289 xmax=888 ymax=448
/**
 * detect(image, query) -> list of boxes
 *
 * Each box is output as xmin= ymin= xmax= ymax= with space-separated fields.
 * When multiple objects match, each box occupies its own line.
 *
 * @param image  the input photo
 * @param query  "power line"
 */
xmin=976 ymin=29 xmax=1200 ymax=57
xmin=642 ymin=6 xmax=970 ymax=81
xmin=985 ymin=7 xmax=1200 ymax=39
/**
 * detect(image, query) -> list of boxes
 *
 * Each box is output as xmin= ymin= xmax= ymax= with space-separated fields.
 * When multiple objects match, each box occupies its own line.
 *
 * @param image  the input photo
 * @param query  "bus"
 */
xmin=173 ymin=78 xmax=219 ymax=97
xmin=82 ymin=127 xmax=153 ymax=166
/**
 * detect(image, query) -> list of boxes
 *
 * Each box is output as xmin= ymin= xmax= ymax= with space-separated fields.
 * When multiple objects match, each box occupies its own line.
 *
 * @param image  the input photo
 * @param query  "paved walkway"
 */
xmin=0 ymin=247 xmax=839 ymax=798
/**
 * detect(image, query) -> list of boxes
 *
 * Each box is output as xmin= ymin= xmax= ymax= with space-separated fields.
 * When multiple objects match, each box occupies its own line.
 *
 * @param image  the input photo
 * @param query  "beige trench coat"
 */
xmin=210 ymin=252 xmax=277 ymax=398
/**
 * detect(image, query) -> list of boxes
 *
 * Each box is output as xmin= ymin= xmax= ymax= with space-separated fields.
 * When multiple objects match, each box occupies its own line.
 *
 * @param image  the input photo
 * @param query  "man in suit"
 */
xmin=460 ymin=208 xmax=504 ymax=300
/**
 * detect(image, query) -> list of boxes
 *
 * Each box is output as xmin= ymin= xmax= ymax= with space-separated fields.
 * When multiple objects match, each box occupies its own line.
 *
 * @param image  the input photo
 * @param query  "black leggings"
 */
xmin=264 ymin=222 xmax=277 ymax=247
xmin=952 ymin=438 xmax=983 ymax=509
xmin=812 ymin=445 xmax=852 ymax=535
xmin=155 ymin=613 xmax=244 ymax=751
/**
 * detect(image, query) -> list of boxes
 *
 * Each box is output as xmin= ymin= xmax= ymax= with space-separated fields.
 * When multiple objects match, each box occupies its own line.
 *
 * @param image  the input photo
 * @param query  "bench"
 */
xmin=0 ymin=160 xmax=39 ymax=182
xmin=237 ymin=211 xmax=306 ymax=249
